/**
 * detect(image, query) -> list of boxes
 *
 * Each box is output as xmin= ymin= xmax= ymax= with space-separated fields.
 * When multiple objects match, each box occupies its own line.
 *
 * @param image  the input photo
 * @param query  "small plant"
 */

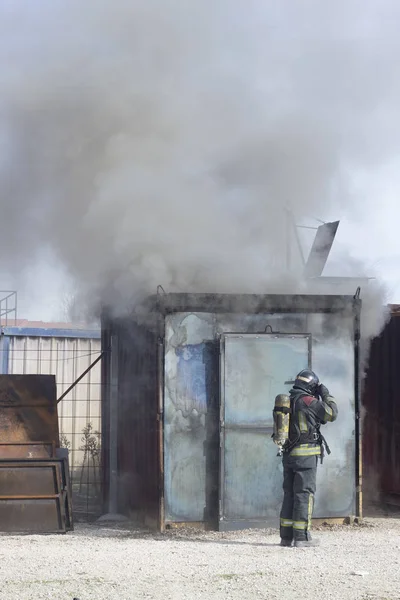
xmin=80 ymin=422 xmax=101 ymax=461
xmin=60 ymin=432 xmax=71 ymax=450
xmin=79 ymin=422 xmax=101 ymax=495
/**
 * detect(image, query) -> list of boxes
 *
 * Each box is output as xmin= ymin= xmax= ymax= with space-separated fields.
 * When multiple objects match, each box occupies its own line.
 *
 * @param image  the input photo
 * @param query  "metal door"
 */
xmin=219 ymin=333 xmax=311 ymax=530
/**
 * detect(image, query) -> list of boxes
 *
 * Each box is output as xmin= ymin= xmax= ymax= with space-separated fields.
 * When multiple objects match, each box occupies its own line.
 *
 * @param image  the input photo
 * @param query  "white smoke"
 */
xmin=0 ymin=0 xmax=398 ymax=330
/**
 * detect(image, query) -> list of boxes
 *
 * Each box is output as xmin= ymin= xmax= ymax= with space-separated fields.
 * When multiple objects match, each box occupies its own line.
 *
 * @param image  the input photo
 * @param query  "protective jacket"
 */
xmin=279 ymin=385 xmax=338 ymax=543
xmin=285 ymin=386 xmax=338 ymax=461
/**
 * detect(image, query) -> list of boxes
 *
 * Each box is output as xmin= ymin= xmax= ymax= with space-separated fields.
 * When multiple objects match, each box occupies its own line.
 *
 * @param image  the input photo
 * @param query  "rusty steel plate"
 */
xmin=0 ymin=375 xmax=59 ymax=445
xmin=0 ymin=461 xmax=61 ymax=496
xmin=0 ymin=442 xmax=55 ymax=459
xmin=0 ymin=499 xmax=65 ymax=533
xmin=0 ymin=459 xmax=69 ymax=534
xmin=59 ymin=458 xmax=74 ymax=531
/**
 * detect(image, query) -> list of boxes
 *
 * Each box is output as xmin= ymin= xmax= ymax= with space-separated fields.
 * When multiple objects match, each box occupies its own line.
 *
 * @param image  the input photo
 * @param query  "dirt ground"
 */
xmin=0 ymin=513 xmax=399 ymax=600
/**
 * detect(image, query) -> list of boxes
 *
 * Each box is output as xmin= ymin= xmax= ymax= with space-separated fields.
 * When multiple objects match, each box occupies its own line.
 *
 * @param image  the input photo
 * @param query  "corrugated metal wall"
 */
xmin=0 ymin=329 xmax=102 ymax=520
xmin=363 ymin=310 xmax=400 ymax=501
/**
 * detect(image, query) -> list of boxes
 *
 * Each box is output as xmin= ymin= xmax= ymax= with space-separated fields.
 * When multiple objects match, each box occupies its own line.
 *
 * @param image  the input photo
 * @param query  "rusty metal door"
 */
xmin=219 ymin=333 xmax=311 ymax=530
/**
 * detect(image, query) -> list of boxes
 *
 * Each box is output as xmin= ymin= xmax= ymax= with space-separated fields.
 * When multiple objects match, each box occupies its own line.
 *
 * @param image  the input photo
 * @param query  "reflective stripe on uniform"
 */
xmin=323 ymin=396 xmax=337 ymax=422
xmin=298 ymin=411 xmax=308 ymax=433
xmin=290 ymin=444 xmax=321 ymax=457
xmin=307 ymin=493 xmax=314 ymax=530
xmin=297 ymin=375 xmax=312 ymax=383
xmin=280 ymin=518 xmax=293 ymax=527
xmin=293 ymin=521 xmax=307 ymax=530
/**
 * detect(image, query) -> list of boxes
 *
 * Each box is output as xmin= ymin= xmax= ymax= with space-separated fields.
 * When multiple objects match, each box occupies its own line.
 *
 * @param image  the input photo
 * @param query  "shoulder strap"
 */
xmin=303 ymin=409 xmax=331 ymax=461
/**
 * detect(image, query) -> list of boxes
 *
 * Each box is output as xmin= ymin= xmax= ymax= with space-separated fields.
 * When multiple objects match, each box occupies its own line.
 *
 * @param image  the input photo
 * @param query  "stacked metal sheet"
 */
xmin=0 ymin=375 xmax=73 ymax=533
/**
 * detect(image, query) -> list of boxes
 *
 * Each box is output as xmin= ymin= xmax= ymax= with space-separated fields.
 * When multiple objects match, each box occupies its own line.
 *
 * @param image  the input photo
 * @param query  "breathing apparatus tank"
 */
xmin=272 ymin=393 xmax=291 ymax=455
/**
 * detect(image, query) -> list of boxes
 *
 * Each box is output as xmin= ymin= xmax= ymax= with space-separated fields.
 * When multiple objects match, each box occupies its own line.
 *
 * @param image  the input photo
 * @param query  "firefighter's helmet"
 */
xmin=294 ymin=369 xmax=319 ymax=395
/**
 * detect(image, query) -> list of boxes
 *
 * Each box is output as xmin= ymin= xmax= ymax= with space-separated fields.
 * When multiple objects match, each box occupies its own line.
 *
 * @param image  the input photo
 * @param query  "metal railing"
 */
xmin=0 ymin=291 xmax=17 ymax=326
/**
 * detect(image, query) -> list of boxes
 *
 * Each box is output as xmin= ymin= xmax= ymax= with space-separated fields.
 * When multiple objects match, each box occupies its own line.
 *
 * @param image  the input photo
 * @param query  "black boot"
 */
xmin=280 ymin=539 xmax=293 ymax=547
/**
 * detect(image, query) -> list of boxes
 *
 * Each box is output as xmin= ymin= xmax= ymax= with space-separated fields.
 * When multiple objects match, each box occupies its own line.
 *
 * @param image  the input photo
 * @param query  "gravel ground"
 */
xmin=0 ymin=516 xmax=399 ymax=600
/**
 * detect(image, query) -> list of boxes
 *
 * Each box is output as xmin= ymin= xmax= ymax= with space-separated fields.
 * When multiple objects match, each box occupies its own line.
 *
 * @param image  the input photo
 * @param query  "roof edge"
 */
xmin=1 ymin=327 xmax=101 ymax=339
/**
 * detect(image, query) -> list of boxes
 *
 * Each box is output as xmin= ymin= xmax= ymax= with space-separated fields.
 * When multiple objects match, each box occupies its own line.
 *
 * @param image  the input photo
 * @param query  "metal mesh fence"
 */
xmin=6 ymin=335 xmax=102 ymax=522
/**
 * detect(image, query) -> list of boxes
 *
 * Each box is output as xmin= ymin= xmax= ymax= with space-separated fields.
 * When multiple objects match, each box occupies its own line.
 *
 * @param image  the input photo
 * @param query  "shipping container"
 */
xmin=363 ymin=306 xmax=400 ymax=505
xmin=102 ymin=293 xmax=362 ymax=531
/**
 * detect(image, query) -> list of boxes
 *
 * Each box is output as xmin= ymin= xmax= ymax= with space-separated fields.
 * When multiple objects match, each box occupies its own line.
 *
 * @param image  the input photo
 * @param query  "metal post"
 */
xmin=157 ymin=337 xmax=165 ymax=532
xmin=109 ymin=333 xmax=118 ymax=514
xmin=1 ymin=335 xmax=10 ymax=374
xmin=353 ymin=293 xmax=362 ymax=521
xmin=98 ymin=333 xmax=128 ymax=523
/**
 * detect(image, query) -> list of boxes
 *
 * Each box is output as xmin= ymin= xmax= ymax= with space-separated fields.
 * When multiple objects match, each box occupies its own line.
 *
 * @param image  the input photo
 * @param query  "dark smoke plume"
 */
xmin=0 ymin=1 xmax=397 ymax=332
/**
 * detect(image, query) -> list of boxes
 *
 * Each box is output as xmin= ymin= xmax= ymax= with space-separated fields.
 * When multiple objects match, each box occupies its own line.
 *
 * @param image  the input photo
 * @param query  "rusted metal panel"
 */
xmin=0 ymin=442 xmax=55 ymax=459
xmin=59 ymin=457 xmax=74 ymax=531
xmin=0 ymin=499 xmax=65 ymax=533
xmin=149 ymin=293 xmax=358 ymax=315
xmin=0 ymin=462 xmax=61 ymax=496
xmin=101 ymin=313 xmax=159 ymax=524
xmin=363 ymin=309 xmax=400 ymax=499
xmin=0 ymin=459 xmax=68 ymax=533
xmin=0 ymin=375 xmax=74 ymax=533
xmin=0 ymin=375 xmax=59 ymax=444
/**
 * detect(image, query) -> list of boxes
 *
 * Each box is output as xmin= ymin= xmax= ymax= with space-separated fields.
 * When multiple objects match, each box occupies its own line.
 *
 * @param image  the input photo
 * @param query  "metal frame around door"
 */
xmin=219 ymin=332 xmax=312 ymax=530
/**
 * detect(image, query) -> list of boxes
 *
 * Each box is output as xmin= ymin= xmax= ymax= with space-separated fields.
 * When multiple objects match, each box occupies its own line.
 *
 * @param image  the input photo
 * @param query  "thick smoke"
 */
xmin=0 ymin=1 xmax=398 ymax=329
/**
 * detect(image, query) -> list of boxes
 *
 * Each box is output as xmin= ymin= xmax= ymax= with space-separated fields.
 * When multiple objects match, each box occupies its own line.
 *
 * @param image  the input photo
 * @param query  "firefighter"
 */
xmin=276 ymin=369 xmax=338 ymax=548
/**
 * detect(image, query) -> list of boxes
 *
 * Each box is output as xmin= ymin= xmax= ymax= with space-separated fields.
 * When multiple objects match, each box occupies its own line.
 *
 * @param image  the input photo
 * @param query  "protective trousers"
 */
xmin=279 ymin=454 xmax=318 ymax=542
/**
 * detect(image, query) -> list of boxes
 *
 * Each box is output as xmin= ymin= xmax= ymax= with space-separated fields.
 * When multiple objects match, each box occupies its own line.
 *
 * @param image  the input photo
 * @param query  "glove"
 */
xmin=318 ymin=383 xmax=330 ymax=399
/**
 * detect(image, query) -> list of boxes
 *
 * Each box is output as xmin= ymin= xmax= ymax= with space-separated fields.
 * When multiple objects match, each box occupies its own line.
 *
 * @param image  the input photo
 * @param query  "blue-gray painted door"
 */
xmin=219 ymin=333 xmax=310 ymax=530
